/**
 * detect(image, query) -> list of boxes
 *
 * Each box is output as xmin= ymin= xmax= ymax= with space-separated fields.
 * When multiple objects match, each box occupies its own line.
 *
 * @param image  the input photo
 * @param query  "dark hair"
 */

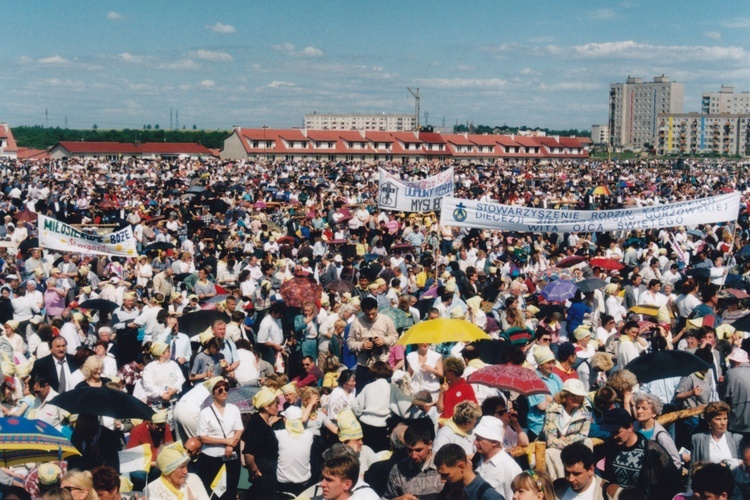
xmin=235 ymin=339 xmax=253 ymax=351
xmin=461 ymin=344 xmax=480 ymax=361
xmin=361 ymin=297 xmax=378 ymax=312
xmin=481 ymin=396 xmax=506 ymax=416
xmin=434 ymin=443 xmax=467 ymax=468
xmin=701 ymin=284 xmax=719 ymax=303
xmin=695 ymin=346 xmax=714 ymax=366
xmin=648 ymin=279 xmax=660 ymax=289
xmin=404 ymin=418 xmax=435 ymax=446
xmin=623 ymin=320 xmax=639 ymax=332
xmin=269 ymin=302 xmax=285 ymax=315
xmin=156 ymin=309 xmax=169 ymax=324
xmin=92 ymin=466 xmax=120 ymax=492
xmin=691 ymin=462 xmax=734 ymax=498
xmin=337 ymin=370 xmax=355 ymax=387
xmin=369 ymin=361 xmax=393 ymax=380
xmin=560 ymin=442 xmax=595 ymax=469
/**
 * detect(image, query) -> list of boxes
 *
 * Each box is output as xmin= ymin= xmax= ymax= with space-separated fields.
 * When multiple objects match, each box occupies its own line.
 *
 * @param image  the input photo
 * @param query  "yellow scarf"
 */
xmin=159 ymin=476 xmax=183 ymax=500
xmin=467 ymin=359 xmax=485 ymax=369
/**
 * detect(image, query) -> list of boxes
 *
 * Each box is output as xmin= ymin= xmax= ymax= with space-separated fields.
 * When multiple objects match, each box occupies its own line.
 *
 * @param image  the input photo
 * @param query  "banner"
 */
xmin=378 ymin=168 xmax=454 ymax=213
xmin=39 ymin=215 xmax=138 ymax=257
xmin=440 ymin=192 xmax=742 ymax=233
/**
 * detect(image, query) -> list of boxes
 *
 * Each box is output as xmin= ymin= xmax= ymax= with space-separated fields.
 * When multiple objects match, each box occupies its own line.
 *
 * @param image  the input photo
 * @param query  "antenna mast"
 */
xmin=407 ymin=87 xmax=420 ymax=130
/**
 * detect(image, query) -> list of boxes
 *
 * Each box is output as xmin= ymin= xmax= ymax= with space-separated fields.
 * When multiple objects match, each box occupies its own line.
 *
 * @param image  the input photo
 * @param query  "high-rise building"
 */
xmin=590 ymin=125 xmax=609 ymax=144
xmin=656 ymin=113 xmax=750 ymax=156
xmin=609 ymin=76 xmax=684 ymax=150
xmin=702 ymin=85 xmax=750 ymax=115
xmin=304 ymin=113 xmax=417 ymax=131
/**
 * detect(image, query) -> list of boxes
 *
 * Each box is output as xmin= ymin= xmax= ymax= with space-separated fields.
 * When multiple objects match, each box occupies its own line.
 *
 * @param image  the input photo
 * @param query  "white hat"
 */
xmin=333 ymin=254 xmax=343 ymax=263
xmin=281 ymin=405 xmax=302 ymax=420
xmin=562 ymin=378 xmax=588 ymax=397
xmin=728 ymin=348 xmax=749 ymax=365
xmin=473 ymin=416 xmax=504 ymax=442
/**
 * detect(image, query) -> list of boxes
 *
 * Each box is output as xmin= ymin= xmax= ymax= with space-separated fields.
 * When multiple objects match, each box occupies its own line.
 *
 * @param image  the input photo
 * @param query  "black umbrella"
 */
xmin=50 ymin=387 xmax=154 ymax=420
xmin=178 ymin=310 xmax=230 ymax=337
xmin=18 ymin=238 xmax=39 ymax=251
xmin=624 ymin=350 xmax=711 ymax=384
xmin=538 ymin=304 xmax=565 ymax=319
xmin=143 ymin=242 xmax=176 ymax=252
xmin=738 ymin=245 xmax=750 ymax=261
xmin=577 ymin=278 xmax=607 ymax=293
xmin=78 ymin=299 xmax=119 ymax=314
xmin=186 ymin=186 xmax=208 ymax=194
xmin=731 ymin=313 xmax=750 ymax=333
xmin=686 ymin=267 xmax=712 ymax=278
xmin=325 ymin=279 xmax=356 ymax=295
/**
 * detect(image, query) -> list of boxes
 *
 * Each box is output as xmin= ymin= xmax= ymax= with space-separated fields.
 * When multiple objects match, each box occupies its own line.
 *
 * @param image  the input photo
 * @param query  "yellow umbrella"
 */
xmin=593 ymin=185 xmax=611 ymax=196
xmin=397 ymin=318 xmax=491 ymax=346
xmin=628 ymin=304 xmax=674 ymax=318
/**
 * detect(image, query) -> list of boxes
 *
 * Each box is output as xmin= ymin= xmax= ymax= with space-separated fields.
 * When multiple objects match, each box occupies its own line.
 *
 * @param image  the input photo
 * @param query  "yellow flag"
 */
xmin=211 ymin=464 xmax=227 ymax=497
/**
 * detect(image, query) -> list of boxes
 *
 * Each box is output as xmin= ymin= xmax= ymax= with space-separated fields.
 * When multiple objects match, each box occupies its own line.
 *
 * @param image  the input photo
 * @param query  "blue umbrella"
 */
xmin=541 ymin=280 xmax=578 ymax=303
xmin=737 ymin=245 xmax=750 ymax=260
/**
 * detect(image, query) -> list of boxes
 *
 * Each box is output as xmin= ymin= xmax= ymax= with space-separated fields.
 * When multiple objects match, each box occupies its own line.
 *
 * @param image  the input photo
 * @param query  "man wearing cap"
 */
xmin=601 ymin=408 xmax=681 ymax=498
xmin=347 ymin=297 xmax=398 ymax=393
xmin=725 ymin=348 xmax=750 ymax=437
xmin=473 ymin=416 xmax=521 ymax=500
xmin=275 ymin=405 xmax=315 ymax=497
xmin=527 ymin=346 xmax=564 ymax=441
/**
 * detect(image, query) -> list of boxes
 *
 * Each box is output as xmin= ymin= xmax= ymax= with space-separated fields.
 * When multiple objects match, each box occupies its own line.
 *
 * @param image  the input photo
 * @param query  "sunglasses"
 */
xmin=214 ymin=387 xmax=228 ymax=394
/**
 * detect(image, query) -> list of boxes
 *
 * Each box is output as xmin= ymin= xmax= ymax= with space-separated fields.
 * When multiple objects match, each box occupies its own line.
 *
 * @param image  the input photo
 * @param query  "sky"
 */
xmin=1 ymin=1 xmax=749 ymax=132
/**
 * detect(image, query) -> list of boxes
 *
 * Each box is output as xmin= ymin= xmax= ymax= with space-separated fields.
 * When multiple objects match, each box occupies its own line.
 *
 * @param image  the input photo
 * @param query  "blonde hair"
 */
xmin=511 ymin=470 xmax=554 ymax=500
xmin=62 ymin=470 xmax=98 ymax=500
xmin=263 ymin=373 xmax=288 ymax=390
xmin=452 ymin=401 xmax=482 ymax=427
xmin=80 ymin=356 xmax=104 ymax=380
xmin=607 ymin=369 xmax=638 ymax=397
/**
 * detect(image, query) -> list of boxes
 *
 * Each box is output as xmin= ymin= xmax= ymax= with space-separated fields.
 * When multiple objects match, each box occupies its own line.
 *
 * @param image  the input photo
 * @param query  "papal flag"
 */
xmin=211 ymin=464 xmax=227 ymax=497
xmin=118 ymin=444 xmax=152 ymax=473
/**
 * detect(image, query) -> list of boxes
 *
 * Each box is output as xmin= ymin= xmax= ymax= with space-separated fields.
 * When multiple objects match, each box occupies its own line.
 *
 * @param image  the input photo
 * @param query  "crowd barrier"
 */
xmin=508 ymin=404 xmax=707 ymax=471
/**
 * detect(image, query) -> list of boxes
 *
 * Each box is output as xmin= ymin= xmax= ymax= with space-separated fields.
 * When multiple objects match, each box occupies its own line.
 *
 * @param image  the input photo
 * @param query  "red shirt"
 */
xmin=127 ymin=422 xmax=173 ymax=457
xmin=441 ymin=378 xmax=477 ymax=419
xmin=552 ymin=363 xmax=579 ymax=383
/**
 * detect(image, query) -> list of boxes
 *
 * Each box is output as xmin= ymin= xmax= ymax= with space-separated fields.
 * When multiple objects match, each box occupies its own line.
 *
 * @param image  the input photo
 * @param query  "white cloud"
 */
xmin=107 ymin=11 xmax=124 ymax=20
xmin=265 ymin=81 xmax=295 ymax=89
xmin=547 ymin=40 xmax=750 ymax=62
xmin=704 ymin=31 xmax=721 ymax=40
xmin=723 ymin=18 xmax=750 ymax=29
xmin=299 ymin=46 xmax=324 ymax=57
xmin=198 ymin=80 xmax=216 ymax=88
xmin=417 ymin=78 xmax=509 ymax=89
xmin=539 ymin=81 xmax=601 ymax=91
xmin=520 ymin=67 xmax=536 ymax=75
xmin=193 ymin=49 xmax=234 ymax=62
xmin=206 ymin=22 xmax=235 ymax=34
xmin=456 ymin=64 xmax=476 ymax=71
xmin=38 ymin=55 xmax=69 ymax=65
xmin=159 ymin=59 xmax=199 ymax=71
xmin=119 ymin=52 xmax=150 ymax=64
xmin=588 ymin=8 xmax=617 ymax=20
xmin=272 ymin=43 xmax=324 ymax=57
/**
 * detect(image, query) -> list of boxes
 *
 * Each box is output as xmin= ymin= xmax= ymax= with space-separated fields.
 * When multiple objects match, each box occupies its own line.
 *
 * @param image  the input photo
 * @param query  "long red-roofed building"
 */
xmin=222 ymin=127 xmax=589 ymax=162
xmin=49 ymin=141 xmax=214 ymax=160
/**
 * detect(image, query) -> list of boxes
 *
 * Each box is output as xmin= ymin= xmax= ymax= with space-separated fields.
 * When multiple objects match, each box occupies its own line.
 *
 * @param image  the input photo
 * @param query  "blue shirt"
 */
xmin=527 ymin=371 xmax=564 ymax=435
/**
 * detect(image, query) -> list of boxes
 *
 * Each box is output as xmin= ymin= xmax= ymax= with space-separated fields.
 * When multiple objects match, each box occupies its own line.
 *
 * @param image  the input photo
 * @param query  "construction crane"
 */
xmin=407 ymin=87 xmax=420 ymax=130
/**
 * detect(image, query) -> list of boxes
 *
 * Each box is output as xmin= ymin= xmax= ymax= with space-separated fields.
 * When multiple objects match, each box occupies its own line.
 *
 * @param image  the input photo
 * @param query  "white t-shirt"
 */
xmin=275 ymin=429 xmax=314 ymax=484
xmin=475 ymin=449 xmax=522 ymax=500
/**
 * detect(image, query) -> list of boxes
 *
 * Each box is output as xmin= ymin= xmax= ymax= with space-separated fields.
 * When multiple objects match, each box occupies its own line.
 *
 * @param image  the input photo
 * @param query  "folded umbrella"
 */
xmin=624 ymin=351 xmax=711 ymax=384
xmin=466 ymin=364 xmax=551 ymax=396
xmin=556 ymin=255 xmax=586 ymax=268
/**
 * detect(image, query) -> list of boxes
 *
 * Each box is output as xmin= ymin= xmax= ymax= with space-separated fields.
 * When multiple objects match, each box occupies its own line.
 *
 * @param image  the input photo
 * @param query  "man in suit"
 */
xmin=318 ymin=253 xmax=339 ymax=287
xmin=623 ymin=273 xmax=645 ymax=310
xmin=30 ymin=336 xmax=78 ymax=393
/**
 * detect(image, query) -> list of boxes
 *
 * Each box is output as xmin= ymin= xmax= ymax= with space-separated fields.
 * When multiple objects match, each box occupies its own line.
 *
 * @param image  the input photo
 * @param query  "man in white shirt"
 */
xmin=473 ymin=416 xmax=521 ymax=500
xmin=30 ymin=374 xmax=63 ymax=430
xmin=59 ymin=309 xmax=82 ymax=355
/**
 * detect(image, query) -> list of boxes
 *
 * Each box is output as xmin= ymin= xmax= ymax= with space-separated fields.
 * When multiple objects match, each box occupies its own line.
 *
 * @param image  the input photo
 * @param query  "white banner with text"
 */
xmin=378 ymin=167 xmax=454 ymax=212
xmin=439 ymin=192 xmax=742 ymax=233
xmin=39 ymin=215 xmax=138 ymax=257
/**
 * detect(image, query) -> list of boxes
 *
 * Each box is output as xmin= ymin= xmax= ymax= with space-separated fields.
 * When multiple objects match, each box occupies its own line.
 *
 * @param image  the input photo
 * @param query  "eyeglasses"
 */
xmin=214 ymin=387 xmax=228 ymax=394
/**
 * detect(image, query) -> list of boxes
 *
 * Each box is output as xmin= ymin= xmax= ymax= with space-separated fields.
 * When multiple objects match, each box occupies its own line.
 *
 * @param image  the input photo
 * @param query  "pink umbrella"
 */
xmin=467 ymin=364 xmax=551 ymax=396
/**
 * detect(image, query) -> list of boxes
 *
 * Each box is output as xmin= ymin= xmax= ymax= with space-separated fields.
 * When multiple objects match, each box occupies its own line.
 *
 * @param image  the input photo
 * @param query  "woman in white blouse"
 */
xmin=326 ymin=369 xmax=356 ymax=421
xmin=141 ymin=341 xmax=185 ymax=405
xmin=197 ymin=379 xmax=243 ymax=500
xmin=407 ymin=343 xmax=443 ymax=400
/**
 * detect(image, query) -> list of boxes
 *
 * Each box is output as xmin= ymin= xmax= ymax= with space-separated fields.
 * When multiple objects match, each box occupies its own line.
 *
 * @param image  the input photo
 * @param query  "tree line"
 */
xmin=453 ymin=124 xmax=590 ymax=138
xmin=12 ymin=126 xmax=231 ymax=150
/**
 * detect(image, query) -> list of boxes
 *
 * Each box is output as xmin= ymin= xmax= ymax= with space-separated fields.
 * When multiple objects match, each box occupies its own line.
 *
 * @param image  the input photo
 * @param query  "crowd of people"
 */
xmin=0 ymin=155 xmax=748 ymax=500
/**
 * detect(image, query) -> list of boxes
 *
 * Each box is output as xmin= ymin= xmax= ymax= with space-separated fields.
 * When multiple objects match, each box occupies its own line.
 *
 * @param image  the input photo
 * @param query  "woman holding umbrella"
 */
xmin=197 ymin=379 xmax=243 ymax=500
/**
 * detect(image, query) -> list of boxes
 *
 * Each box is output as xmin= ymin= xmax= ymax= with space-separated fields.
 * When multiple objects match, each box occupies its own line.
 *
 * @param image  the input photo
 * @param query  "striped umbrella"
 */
xmin=0 ymin=417 xmax=80 ymax=466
